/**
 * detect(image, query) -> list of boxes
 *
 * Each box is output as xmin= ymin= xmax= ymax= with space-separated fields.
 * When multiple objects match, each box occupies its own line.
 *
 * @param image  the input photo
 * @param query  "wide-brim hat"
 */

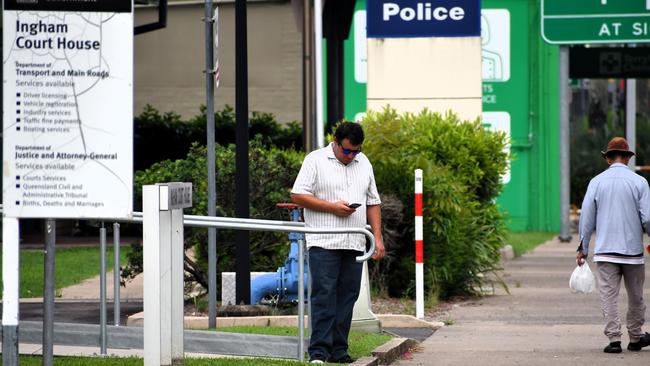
xmin=601 ymin=137 xmax=635 ymax=157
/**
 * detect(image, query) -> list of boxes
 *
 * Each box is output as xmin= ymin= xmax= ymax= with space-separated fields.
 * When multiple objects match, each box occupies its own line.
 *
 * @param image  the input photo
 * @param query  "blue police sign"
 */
xmin=367 ymin=0 xmax=481 ymax=38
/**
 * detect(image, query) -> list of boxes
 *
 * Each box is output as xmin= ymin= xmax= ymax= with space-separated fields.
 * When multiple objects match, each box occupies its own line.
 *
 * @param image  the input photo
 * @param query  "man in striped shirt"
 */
xmin=578 ymin=137 xmax=650 ymax=354
xmin=291 ymin=122 xmax=385 ymax=364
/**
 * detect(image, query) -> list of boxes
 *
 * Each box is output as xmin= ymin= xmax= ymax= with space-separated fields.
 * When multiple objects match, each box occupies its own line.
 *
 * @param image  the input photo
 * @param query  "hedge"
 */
xmin=361 ymin=108 xmax=509 ymax=298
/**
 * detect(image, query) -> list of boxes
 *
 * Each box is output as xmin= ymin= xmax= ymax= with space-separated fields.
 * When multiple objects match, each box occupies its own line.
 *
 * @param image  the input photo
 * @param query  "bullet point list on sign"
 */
xmin=16 ymin=118 xmax=20 ymax=122
xmin=16 ymin=127 xmax=20 ymax=131
xmin=16 ymin=176 xmax=20 ymax=180
xmin=16 ymin=184 xmax=20 ymax=189
xmin=16 ymin=110 xmax=20 ymax=114
xmin=16 ymin=93 xmax=20 ymax=97
xmin=15 ymin=201 xmax=20 ymax=205
xmin=16 ymin=101 xmax=20 ymax=106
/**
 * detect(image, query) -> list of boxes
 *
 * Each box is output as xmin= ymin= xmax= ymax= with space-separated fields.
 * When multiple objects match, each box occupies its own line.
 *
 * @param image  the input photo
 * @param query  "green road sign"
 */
xmin=541 ymin=0 xmax=650 ymax=44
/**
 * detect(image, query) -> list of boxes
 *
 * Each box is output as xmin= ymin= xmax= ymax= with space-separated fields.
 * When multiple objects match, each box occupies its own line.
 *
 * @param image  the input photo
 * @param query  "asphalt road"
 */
xmin=1 ymin=300 xmax=143 ymax=325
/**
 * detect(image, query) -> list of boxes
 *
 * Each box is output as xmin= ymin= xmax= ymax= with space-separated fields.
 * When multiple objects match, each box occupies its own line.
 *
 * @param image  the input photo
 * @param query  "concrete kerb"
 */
xmin=126 ymin=313 xmax=432 ymax=365
xmin=126 ymin=312 xmax=444 ymax=330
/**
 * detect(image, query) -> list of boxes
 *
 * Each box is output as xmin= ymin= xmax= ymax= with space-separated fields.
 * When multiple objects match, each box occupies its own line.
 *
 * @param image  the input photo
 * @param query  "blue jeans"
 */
xmin=308 ymin=247 xmax=363 ymax=360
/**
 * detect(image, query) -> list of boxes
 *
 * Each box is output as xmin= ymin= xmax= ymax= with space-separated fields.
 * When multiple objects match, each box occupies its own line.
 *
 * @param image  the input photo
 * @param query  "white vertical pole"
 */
xmin=2 ymin=217 xmax=20 ymax=365
xmin=415 ymin=169 xmax=424 ymax=319
xmin=143 ymin=185 xmax=161 ymax=366
xmin=144 ymin=185 xmax=163 ymax=366
xmin=171 ymin=209 xmax=185 ymax=362
xmin=315 ymin=0 xmax=324 ymax=147
xmin=158 ymin=194 xmax=173 ymax=365
xmin=144 ymin=184 xmax=188 ymax=366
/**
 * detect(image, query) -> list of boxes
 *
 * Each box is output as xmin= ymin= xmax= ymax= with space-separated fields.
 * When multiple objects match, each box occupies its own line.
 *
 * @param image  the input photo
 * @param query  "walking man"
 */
xmin=578 ymin=136 xmax=650 ymax=353
xmin=291 ymin=121 xmax=385 ymax=364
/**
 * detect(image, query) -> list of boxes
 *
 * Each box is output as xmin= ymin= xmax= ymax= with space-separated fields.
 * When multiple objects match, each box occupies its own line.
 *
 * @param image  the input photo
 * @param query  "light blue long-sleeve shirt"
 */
xmin=579 ymin=163 xmax=650 ymax=256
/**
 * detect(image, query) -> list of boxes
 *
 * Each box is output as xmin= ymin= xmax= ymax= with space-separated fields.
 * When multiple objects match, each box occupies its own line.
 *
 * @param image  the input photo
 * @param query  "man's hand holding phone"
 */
xmin=332 ymin=201 xmax=360 ymax=216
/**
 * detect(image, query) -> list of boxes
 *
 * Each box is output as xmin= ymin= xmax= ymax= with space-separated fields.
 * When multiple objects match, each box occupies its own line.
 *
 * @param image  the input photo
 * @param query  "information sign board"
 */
xmin=3 ymin=0 xmax=134 ymax=219
xmin=542 ymin=0 xmax=650 ymax=44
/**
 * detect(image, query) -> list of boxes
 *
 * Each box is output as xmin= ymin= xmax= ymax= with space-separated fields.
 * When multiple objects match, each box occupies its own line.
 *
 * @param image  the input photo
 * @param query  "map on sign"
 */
xmin=541 ymin=0 xmax=650 ymax=44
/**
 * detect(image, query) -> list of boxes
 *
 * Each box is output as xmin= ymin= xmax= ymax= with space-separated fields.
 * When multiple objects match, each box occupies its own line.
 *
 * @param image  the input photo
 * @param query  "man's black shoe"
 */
xmin=628 ymin=332 xmax=650 ymax=351
xmin=329 ymin=354 xmax=355 ymax=364
xmin=604 ymin=341 xmax=622 ymax=353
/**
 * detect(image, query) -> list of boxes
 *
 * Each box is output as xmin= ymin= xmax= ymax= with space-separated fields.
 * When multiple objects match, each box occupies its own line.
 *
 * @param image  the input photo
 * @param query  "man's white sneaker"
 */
xmin=310 ymin=359 xmax=324 ymax=364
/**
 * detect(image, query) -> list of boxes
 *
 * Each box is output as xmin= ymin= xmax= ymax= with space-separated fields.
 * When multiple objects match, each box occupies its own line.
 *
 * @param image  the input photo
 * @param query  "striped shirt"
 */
xmin=579 ymin=163 xmax=650 ymax=264
xmin=291 ymin=143 xmax=381 ymax=251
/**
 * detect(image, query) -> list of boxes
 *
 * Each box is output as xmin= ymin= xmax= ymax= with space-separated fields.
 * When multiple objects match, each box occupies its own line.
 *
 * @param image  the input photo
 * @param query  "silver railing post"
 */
xmin=113 ymin=222 xmax=121 ymax=326
xmin=297 ymin=236 xmax=305 ymax=362
xmin=99 ymin=223 xmax=107 ymax=355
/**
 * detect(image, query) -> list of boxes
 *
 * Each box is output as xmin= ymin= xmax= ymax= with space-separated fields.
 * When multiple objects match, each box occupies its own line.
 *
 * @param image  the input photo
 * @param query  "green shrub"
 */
xmin=123 ymin=140 xmax=305 ymax=293
xmin=570 ymin=116 xmax=650 ymax=207
xmin=362 ymin=108 xmax=509 ymax=298
xmin=134 ymin=105 xmax=302 ymax=171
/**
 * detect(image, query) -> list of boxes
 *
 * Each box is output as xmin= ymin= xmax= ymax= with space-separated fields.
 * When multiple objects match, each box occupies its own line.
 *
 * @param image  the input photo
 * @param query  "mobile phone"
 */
xmin=347 ymin=203 xmax=362 ymax=209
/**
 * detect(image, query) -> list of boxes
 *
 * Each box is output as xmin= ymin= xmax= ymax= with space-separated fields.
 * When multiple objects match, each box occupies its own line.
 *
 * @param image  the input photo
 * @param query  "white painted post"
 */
xmin=2 ymin=218 xmax=20 ymax=365
xmin=415 ymin=169 xmax=424 ymax=319
xmin=171 ymin=209 xmax=185 ymax=361
xmin=314 ymin=0 xmax=324 ymax=148
xmin=144 ymin=185 xmax=164 ymax=366
xmin=144 ymin=183 xmax=192 ymax=366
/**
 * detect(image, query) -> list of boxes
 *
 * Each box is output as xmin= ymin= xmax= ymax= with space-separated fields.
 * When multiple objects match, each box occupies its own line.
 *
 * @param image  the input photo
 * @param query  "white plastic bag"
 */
xmin=569 ymin=263 xmax=596 ymax=293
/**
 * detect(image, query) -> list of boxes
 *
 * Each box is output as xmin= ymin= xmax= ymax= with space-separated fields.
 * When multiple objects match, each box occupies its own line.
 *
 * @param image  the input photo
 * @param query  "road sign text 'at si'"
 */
xmin=541 ymin=0 xmax=650 ymax=44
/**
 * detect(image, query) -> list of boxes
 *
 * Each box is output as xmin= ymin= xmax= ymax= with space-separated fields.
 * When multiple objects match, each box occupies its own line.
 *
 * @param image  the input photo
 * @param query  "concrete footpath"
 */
xmin=395 ymin=237 xmax=650 ymax=366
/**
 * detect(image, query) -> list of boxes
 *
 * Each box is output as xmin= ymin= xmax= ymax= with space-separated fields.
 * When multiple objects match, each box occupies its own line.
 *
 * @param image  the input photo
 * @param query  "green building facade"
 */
xmin=340 ymin=0 xmax=561 ymax=232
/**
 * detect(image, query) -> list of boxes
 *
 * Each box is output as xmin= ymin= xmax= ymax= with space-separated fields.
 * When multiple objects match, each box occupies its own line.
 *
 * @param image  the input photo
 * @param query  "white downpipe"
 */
xmin=2 ymin=218 xmax=20 ymax=326
xmin=314 ymin=0 xmax=324 ymax=147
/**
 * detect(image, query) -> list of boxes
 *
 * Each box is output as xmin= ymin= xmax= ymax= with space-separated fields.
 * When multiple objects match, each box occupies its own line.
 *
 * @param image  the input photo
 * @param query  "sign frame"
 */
xmin=541 ymin=0 xmax=650 ymax=44
xmin=2 ymin=0 xmax=134 ymax=219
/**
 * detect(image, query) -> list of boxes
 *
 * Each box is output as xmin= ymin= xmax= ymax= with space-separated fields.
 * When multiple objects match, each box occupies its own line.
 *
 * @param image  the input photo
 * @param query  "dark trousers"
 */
xmin=308 ymin=247 xmax=363 ymax=360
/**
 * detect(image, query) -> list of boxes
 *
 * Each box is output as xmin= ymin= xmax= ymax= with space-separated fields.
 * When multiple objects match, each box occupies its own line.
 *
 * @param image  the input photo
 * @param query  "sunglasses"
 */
xmin=338 ymin=143 xmax=362 ymax=156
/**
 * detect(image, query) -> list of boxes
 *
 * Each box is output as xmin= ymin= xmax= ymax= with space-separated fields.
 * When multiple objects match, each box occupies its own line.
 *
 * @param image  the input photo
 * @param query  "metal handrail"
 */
xmin=1 ymin=203 xmax=376 ymax=361
xmin=124 ymin=212 xmax=376 ymax=262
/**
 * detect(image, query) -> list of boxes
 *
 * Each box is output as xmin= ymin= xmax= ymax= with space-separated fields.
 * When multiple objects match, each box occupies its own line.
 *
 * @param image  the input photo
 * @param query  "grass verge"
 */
xmin=217 ymin=326 xmax=391 ymax=359
xmin=506 ymin=232 xmax=556 ymax=257
xmin=0 ymin=247 xmax=129 ymax=298
xmin=2 ymin=356 xmax=303 ymax=366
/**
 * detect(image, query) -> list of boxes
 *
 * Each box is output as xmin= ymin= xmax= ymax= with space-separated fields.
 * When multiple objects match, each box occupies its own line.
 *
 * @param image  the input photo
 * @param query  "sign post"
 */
xmin=542 ymin=0 xmax=650 ymax=44
xmin=143 ymin=183 xmax=192 ymax=366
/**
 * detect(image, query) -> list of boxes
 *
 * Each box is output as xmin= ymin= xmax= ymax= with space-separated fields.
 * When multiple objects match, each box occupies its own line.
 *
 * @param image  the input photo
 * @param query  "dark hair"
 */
xmin=334 ymin=121 xmax=364 ymax=145
xmin=605 ymin=151 xmax=633 ymax=160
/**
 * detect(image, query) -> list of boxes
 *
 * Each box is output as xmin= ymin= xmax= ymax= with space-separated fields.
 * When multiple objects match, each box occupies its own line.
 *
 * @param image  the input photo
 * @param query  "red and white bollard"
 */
xmin=415 ymin=169 xmax=424 ymax=319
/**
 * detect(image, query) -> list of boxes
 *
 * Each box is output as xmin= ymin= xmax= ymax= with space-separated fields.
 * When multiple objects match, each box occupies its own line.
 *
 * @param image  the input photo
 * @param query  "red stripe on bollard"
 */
xmin=415 ymin=240 xmax=424 ymax=263
xmin=415 ymin=193 xmax=423 ymax=216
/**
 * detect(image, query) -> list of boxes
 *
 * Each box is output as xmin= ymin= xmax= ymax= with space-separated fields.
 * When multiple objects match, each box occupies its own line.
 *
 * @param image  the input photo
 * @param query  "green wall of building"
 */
xmin=340 ymin=0 xmax=560 ymax=232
